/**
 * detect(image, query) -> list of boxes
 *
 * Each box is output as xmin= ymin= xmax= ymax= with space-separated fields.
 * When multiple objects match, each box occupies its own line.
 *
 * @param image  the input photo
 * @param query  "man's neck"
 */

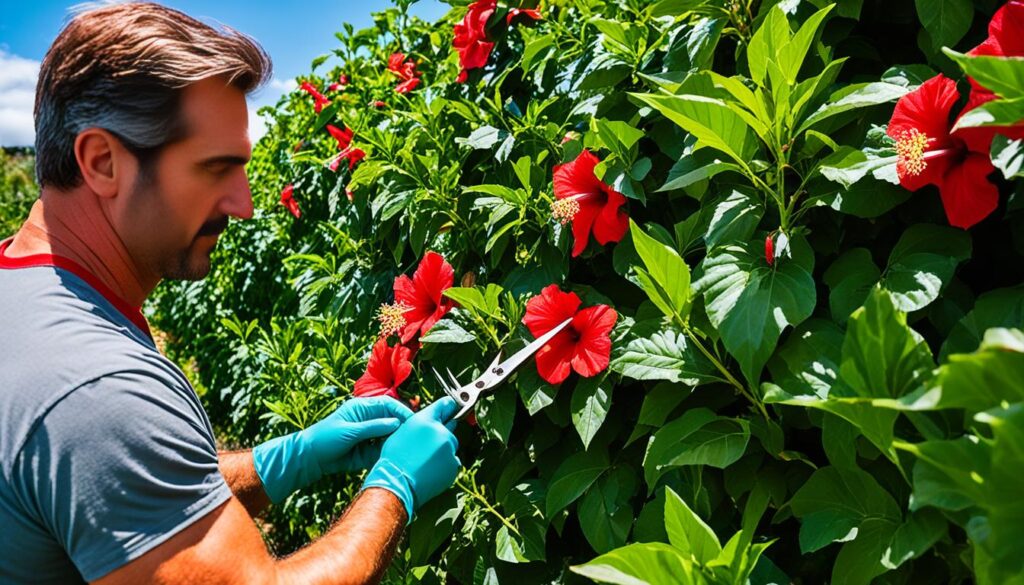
xmin=6 ymin=189 xmax=156 ymax=307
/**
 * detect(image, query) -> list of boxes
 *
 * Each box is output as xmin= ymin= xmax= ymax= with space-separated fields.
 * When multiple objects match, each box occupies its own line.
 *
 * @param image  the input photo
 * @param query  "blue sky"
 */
xmin=0 ymin=0 xmax=449 ymax=146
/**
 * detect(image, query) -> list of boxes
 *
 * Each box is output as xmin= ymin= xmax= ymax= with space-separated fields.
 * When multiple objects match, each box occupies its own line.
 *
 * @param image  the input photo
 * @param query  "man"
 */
xmin=0 ymin=3 xmax=461 ymax=584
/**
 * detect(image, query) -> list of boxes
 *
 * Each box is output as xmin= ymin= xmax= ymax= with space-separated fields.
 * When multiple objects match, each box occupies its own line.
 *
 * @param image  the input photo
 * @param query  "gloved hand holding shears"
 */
xmin=362 ymin=317 xmax=574 ymax=521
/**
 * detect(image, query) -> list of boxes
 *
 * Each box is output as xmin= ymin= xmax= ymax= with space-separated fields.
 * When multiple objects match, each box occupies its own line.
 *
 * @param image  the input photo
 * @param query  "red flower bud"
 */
xmin=765 ymin=234 xmax=775 ymax=266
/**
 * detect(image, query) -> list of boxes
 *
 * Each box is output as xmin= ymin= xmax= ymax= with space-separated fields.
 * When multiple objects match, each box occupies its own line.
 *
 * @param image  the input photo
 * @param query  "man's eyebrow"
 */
xmin=199 ymin=155 xmax=251 ymax=166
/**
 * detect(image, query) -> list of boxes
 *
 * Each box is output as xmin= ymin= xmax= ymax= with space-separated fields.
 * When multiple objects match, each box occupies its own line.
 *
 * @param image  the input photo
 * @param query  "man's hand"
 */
xmin=253 ymin=396 xmax=413 ymax=503
xmin=362 ymin=397 xmax=462 ymax=522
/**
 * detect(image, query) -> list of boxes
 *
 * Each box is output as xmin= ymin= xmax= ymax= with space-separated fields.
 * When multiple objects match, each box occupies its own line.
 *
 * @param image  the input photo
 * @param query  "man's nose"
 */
xmin=220 ymin=168 xmax=254 ymax=220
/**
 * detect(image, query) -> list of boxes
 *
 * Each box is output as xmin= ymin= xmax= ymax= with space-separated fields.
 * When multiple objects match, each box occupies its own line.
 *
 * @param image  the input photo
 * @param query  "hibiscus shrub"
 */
xmin=151 ymin=0 xmax=1024 ymax=583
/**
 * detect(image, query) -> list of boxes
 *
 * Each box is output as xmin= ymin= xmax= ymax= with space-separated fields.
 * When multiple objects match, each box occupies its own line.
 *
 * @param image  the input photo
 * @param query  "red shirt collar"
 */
xmin=0 ymin=237 xmax=152 ymax=339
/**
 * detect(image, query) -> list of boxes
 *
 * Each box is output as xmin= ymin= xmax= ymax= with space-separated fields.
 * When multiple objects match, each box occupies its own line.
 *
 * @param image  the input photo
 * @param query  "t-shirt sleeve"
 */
xmin=10 ymin=370 xmax=233 ymax=582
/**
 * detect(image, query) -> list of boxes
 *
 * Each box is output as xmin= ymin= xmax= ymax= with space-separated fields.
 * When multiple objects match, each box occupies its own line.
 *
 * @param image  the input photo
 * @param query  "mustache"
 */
xmin=197 ymin=216 xmax=230 ymax=237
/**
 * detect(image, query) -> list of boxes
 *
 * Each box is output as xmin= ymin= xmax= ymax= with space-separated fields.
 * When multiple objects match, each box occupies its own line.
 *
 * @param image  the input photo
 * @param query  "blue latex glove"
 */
xmin=253 ymin=396 xmax=413 ymax=504
xmin=361 ymin=397 xmax=461 ymax=523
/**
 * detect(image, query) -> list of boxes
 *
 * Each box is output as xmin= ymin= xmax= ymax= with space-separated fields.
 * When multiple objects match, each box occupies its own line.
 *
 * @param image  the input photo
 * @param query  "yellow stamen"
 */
xmin=551 ymin=198 xmax=580 ymax=224
xmin=895 ymin=128 xmax=930 ymax=178
xmin=377 ymin=302 xmax=411 ymax=338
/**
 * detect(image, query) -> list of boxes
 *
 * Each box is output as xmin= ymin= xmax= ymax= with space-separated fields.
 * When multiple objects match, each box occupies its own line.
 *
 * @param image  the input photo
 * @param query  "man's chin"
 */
xmin=161 ymin=246 xmax=215 ymax=281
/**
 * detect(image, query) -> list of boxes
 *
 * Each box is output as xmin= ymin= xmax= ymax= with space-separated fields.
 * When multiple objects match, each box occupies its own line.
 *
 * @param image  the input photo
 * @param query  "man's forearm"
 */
xmin=219 ymin=449 xmax=271 ymax=516
xmin=275 ymin=487 xmax=406 ymax=585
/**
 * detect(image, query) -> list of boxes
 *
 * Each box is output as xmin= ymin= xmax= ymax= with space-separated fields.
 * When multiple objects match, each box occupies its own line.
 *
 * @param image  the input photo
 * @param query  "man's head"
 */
xmin=34 ymin=2 xmax=271 ymax=280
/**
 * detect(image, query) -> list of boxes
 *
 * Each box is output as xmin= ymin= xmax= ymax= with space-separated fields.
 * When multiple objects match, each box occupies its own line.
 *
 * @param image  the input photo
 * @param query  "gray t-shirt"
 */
xmin=0 ymin=239 xmax=232 ymax=583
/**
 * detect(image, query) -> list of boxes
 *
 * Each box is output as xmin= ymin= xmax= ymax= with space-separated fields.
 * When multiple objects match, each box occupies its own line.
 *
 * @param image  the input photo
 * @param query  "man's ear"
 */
xmin=73 ymin=128 xmax=133 ymax=199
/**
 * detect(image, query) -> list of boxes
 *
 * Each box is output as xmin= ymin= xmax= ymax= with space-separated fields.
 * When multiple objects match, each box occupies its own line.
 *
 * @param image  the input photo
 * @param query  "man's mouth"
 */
xmin=197 ymin=216 xmax=229 ymax=238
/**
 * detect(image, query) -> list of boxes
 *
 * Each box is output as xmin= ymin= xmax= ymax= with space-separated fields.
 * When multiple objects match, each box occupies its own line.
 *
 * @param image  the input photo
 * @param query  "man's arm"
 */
xmin=218 ymin=450 xmax=271 ymax=517
xmin=94 ymin=488 xmax=406 ymax=585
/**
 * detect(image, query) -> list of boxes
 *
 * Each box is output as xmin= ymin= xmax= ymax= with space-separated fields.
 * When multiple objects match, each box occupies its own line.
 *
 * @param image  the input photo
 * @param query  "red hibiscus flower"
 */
xmin=958 ymin=1 xmax=1024 ymax=151
xmin=887 ymin=74 xmax=999 ymax=229
xmin=522 ymin=285 xmax=617 ymax=385
xmin=453 ymin=0 xmax=496 ymax=83
xmin=299 ymin=81 xmax=330 ymax=113
xmin=387 ymin=53 xmax=422 ymax=93
xmin=551 ymin=149 xmax=630 ymax=257
xmin=325 ymin=124 xmax=365 ymax=171
xmin=353 ymin=338 xmax=413 ymax=399
xmin=506 ymin=7 xmax=542 ymax=25
xmin=279 ymin=184 xmax=300 ymax=219
xmin=393 ymin=251 xmax=455 ymax=343
xmin=395 ymin=77 xmax=421 ymax=94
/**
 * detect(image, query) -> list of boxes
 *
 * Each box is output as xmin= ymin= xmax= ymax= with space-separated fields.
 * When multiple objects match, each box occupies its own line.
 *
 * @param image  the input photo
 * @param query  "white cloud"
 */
xmin=269 ymin=77 xmax=297 ymax=92
xmin=247 ymin=77 xmax=296 ymax=143
xmin=0 ymin=51 xmax=40 ymax=147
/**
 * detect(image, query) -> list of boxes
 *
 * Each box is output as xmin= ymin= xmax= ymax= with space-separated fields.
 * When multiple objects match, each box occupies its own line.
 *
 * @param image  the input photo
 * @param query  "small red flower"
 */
xmin=299 ymin=81 xmax=330 ymax=113
xmin=395 ymin=77 xmax=421 ymax=94
xmin=393 ymin=251 xmax=455 ymax=343
xmin=325 ymin=125 xmax=364 ymax=171
xmin=345 ymin=187 xmax=354 ymax=201
xmin=373 ymin=100 xmax=387 ymax=108
xmin=353 ymin=338 xmax=413 ymax=399
xmin=551 ymin=149 xmax=630 ymax=257
xmin=887 ymin=75 xmax=998 ymax=229
xmin=765 ymin=234 xmax=775 ymax=266
xmin=453 ymin=0 xmax=496 ymax=83
xmin=279 ymin=184 xmax=301 ymax=219
xmin=506 ymin=7 xmax=542 ymax=25
xmin=522 ymin=285 xmax=617 ymax=385
xmin=958 ymin=1 xmax=1024 ymax=151
xmin=387 ymin=53 xmax=422 ymax=93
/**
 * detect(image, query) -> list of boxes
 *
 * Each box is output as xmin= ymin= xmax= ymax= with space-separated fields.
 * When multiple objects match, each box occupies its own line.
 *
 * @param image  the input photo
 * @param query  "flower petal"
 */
xmin=591 ymin=188 xmax=629 ymax=245
xmin=887 ymin=75 xmax=959 ymax=148
xmin=553 ymin=149 xmax=605 ymax=201
xmin=570 ymin=305 xmax=617 ymax=378
xmin=535 ymin=332 xmax=576 ymax=385
xmin=523 ymin=285 xmax=581 ymax=338
xmin=570 ymin=198 xmax=601 ymax=257
xmin=938 ymin=151 xmax=999 ymax=229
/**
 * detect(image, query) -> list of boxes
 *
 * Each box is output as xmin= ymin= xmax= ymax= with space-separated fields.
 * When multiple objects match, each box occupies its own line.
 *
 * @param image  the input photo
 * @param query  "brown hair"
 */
xmin=34 ymin=2 xmax=272 ymax=189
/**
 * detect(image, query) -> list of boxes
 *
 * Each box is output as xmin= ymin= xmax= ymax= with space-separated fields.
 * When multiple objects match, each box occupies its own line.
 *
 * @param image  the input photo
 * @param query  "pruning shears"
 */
xmin=433 ymin=318 xmax=573 ymax=420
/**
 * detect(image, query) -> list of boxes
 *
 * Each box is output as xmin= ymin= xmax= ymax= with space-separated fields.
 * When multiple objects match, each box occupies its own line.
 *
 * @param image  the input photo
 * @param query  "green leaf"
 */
xmin=955 ymin=97 xmax=1024 ymax=132
xmin=593 ymin=118 xmax=645 ymax=156
xmin=659 ymin=156 xmax=741 ymax=192
xmin=419 ymin=315 xmax=477 ymax=344
xmin=644 ymin=408 xmax=750 ymax=487
xmin=517 ymin=364 xmax=559 ymax=416
xmin=747 ymin=5 xmax=791 ymax=88
xmin=572 ymin=373 xmax=613 ymax=449
xmin=632 ymin=93 xmax=759 ymax=167
xmin=790 ymin=466 xmax=900 ymax=554
xmin=495 ymin=481 xmax=547 ymax=563
xmin=443 ymin=286 xmax=487 ymax=314
xmin=908 ymin=328 xmax=1024 ymax=412
xmin=767 ymin=319 xmax=844 ymax=399
xmin=476 ymin=386 xmax=517 ymax=445
xmin=990 ymin=135 xmax=1024 ymax=179
xmin=824 ymin=248 xmax=882 ymax=324
xmin=798 ymin=82 xmax=908 ymax=135
xmin=638 ymin=383 xmax=690 ymax=427
xmin=945 ymin=51 xmax=1024 ymax=100
xmin=408 ymin=491 xmax=464 ymax=566
xmin=704 ymin=188 xmax=763 ymax=249
xmin=629 ymin=219 xmax=693 ymax=323
xmin=777 ymin=5 xmax=833 ymax=84
xmin=545 ymin=449 xmax=609 ymax=518
xmin=695 ymin=236 xmax=816 ymax=384
xmin=831 ymin=518 xmax=899 ymax=585
xmin=664 ymin=487 xmax=722 ymax=565
xmin=881 ymin=224 xmax=972 ymax=312
xmin=457 ymin=125 xmax=507 ymax=150
xmin=916 ymin=0 xmax=973 ymax=53
xmin=941 ymin=286 xmax=1024 ymax=359
xmin=578 ymin=467 xmax=637 ymax=554
xmin=834 ymin=287 xmax=935 ymax=400
xmin=571 ymin=543 xmax=696 ymax=585
xmin=882 ymin=508 xmax=947 ymax=570
xmin=609 ymin=325 xmax=715 ymax=384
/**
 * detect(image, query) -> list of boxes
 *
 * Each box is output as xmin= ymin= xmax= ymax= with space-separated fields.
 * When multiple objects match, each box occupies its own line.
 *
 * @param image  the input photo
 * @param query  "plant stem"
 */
xmin=682 ymin=322 xmax=770 ymax=420
xmin=455 ymin=477 xmax=521 ymax=538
